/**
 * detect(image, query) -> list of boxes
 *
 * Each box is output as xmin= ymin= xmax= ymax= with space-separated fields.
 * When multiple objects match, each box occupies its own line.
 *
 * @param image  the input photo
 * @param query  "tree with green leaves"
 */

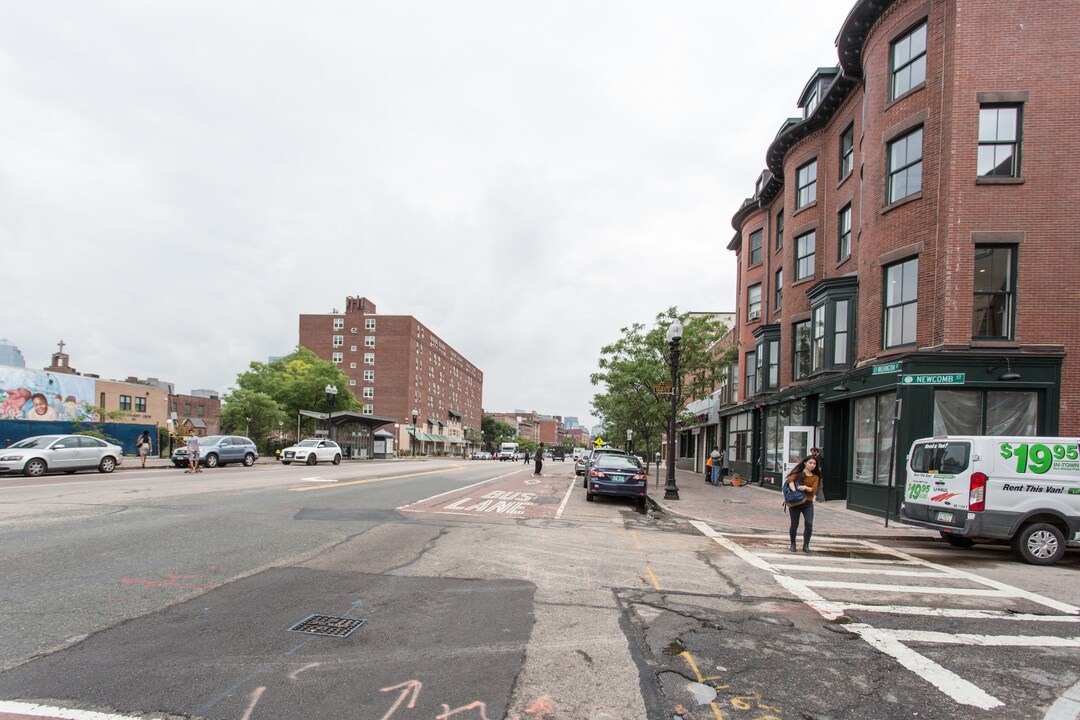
xmin=225 ymin=346 xmax=360 ymax=441
xmin=481 ymin=415 xmax=517 ymax=451
xmin=590 ymin=307 xmax=733 ymax=466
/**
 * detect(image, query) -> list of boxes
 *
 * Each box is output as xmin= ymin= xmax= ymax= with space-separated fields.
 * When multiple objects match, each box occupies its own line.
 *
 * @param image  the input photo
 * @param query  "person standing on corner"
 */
xmin=138 ymin=430 xmax=152 ymax=468
xmin=533 ymin=442 xmax=544 ymax=476
xmin=784 ymin=456 xmax=820 ymax=553
xmin=523 ymin=448 xmax=530 ymax=465
xmin=810 ymin=446 xmax=824 ymax=478
xmin=709 ymin=446 xmax=722 ymax=486
xmin=185 ymin=432 xmax=202 ymax=474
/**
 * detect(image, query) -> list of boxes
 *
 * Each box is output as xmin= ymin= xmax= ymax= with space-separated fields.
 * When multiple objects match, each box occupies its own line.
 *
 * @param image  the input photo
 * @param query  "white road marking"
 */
xmin=770 ymin=563 xmax=953 ymax=578
xmin=694 ymin=523 xmax=1079 ymax=710
xmin=399 ymin=468 xmax=527 ymax=508
xmin=300 ymin=476 xmax=332 ymax=482
xmin=815 ymin=602 xmax=1080 ymax=622
xmin=847 ymin=625 xmax=1004 ymax=710
xmin=870 ymin=629 xmax=1080 ymax=647
xmin=0 ymin=700 xmax=160 ymax=719
xmin=799 ymin=579 xmax=1014 ymax=597
xmin=555 ymin=477 xmax=575 ymax=520
xmin=756 ymin=552 xmax=920 ymax=565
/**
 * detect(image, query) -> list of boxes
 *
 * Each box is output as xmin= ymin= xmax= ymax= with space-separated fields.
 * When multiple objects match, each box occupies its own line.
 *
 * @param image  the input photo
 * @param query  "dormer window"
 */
xmin=804 ymin=88 xmax=819 ymax=118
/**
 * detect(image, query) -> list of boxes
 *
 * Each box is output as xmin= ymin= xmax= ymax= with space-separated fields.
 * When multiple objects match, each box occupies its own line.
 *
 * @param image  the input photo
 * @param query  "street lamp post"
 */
xmin=411 ymin=408 xmax=419 ymax=457
xmin=665 ymin=319 xmax=684 ymax=500
xmin=324 ymin=385 xmax=338 ymax=442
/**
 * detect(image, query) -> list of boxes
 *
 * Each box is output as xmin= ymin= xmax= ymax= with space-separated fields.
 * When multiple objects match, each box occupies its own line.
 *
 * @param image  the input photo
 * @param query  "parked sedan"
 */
xmin=580 ymin=447 xmax=634 ymax=487
xmin=0 ymin=434 xmax=123 ymax=477
xmin=172 ymin=435 xmax=259 ymax=468
xmin=280 ymin=439 xmax=342 ymax=466
xmin=585 ymin=454 xmax=648 ymax=506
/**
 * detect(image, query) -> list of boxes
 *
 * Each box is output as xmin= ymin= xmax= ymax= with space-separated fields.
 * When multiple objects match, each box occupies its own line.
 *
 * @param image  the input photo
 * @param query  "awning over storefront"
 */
xmin=448 ymin=409 xmax=462 ymax=419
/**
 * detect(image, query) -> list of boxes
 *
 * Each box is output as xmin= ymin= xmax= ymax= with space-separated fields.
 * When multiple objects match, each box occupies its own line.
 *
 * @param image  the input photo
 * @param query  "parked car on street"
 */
xmin=172 ymin=435 xmax=259 ymax=468
xmin=580 ymin=447 xmax=635 ymax=487
xmin=280 ymin=439 xmax=342 ymax=465
xmin=0 ymin=434 xmax=123 ymax=477
xmin=585 ymin=453 xmax=649 ymax=506
xmin=470 ymin=451 xmax=492 ymax=460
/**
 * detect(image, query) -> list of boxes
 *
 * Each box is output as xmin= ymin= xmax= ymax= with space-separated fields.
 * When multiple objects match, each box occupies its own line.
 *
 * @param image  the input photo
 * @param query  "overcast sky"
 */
xmin=1 ymin=0 xmax=855 ymax=428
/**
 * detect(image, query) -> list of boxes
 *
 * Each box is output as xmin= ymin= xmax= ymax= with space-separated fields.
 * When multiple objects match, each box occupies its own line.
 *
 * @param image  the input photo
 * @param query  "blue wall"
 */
xmin=0 ymin=420 xmax=156 ymax=455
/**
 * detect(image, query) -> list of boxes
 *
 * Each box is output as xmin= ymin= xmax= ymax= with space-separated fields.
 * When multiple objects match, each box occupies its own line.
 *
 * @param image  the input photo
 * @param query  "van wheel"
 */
xmin=1011 ymin=523 xmax=1065 ymax=565
xmin=940 ymin=532 xmax=975 ymax=548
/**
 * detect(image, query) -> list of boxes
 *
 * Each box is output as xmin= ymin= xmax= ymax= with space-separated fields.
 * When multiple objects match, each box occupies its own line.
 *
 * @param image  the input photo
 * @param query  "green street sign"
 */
xmin=902 ymin=373 xmax=966 ymax=385
xmin=872 ymin=362 xmax=901 ymax=375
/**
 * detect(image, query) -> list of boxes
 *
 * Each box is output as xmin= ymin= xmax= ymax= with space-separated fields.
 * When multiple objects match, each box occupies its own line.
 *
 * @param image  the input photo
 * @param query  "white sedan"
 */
xmin=280 ymin=439 xmax=342 ymax=466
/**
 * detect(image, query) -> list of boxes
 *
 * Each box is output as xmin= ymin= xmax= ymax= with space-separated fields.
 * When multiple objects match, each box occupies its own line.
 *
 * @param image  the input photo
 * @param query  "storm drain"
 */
xmin=287 ymin=614 xmax=366 ymax=638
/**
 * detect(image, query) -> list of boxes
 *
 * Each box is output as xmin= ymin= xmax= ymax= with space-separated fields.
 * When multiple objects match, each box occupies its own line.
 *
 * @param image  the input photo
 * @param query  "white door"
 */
xmin=783 ymin=426 xmax=815 ymax=477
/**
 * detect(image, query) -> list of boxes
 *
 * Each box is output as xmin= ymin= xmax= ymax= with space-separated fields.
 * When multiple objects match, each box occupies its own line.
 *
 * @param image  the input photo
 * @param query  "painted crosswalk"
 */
xmin=690 ymin=521 xmax=1080 ymax=712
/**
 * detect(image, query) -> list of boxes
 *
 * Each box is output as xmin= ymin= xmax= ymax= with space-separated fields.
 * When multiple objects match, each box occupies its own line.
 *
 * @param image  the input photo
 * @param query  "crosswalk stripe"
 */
xmin=821 ymin=603 xmax=1080 ymax=622
xmin=770 ymin=563 xmax=953 ymax=578
xmin=799 ymin=579 xmax=1015 ymax=597
xmin=756 ymin=552 xmax=921 ymax=565
xmin=867 ymin=629 xmax=1080 ymax=647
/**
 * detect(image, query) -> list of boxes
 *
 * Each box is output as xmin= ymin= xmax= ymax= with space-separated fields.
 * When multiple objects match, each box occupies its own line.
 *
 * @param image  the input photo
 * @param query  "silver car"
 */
xmin=0 ymin=434 xmax=123 ymax=477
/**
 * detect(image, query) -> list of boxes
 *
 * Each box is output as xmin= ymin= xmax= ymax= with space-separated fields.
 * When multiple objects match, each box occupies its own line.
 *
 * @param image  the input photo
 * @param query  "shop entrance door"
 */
xmin=783 ymin=426 xmax=815 ymax=477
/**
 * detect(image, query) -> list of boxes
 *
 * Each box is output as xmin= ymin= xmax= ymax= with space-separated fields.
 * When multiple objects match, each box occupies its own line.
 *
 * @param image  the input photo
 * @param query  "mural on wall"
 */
xmin=0 ymin=367 xmax=95 ymax=422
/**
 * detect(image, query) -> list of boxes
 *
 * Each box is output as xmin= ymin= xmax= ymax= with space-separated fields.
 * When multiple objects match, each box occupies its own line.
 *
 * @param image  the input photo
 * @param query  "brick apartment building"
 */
xmin=485 ymin=410 xmax=565 ymax=447
xmin=674 ymin=0 xmax=1080 ymax=518
xmin=169 ymin=390 xmax=222 ymax=436
xmin=299 ymin=296 xmax=483 ymax=456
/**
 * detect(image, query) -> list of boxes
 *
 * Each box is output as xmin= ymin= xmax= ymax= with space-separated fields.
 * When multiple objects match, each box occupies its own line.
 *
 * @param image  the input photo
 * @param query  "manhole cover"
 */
xmin=287 ymin=614 xmax=366 ymax=638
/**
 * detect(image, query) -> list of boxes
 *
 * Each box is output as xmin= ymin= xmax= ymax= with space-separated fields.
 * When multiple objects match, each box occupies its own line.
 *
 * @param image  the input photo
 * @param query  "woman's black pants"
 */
xmin=788 ymin=503 xmax=814 ymax=547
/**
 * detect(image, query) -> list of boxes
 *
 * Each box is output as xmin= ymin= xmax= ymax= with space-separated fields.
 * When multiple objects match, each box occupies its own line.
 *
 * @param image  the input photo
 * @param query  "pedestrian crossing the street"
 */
xmin=689 ymin=521 xmax=1080 ymax=712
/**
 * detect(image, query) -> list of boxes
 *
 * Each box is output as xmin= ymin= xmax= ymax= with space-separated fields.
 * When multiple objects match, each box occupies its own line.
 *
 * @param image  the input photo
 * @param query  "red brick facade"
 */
xmin=299 ymin=296 xmax=483 ymax=453
xmin=713 ymin=0 xmax=1079 ymax=515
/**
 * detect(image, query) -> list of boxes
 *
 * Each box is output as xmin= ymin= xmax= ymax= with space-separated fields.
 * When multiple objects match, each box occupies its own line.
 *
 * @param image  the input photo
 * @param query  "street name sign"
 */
xmin=654 ymin=383 xmax=672 ymax=393
xmin=901 ymin=373 xmax=965 ymax=385
xmin=872 ymin=362 xmax=901 ymax=375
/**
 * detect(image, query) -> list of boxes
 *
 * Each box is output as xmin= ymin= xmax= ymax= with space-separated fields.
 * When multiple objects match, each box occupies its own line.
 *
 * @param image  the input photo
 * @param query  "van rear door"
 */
xmin=903 ymin=439 xmax=973 ymax=528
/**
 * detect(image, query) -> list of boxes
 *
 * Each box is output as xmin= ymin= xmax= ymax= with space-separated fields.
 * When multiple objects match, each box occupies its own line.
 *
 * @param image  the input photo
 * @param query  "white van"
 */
xmin=899 ymin=435 xmax=1080 ymax=565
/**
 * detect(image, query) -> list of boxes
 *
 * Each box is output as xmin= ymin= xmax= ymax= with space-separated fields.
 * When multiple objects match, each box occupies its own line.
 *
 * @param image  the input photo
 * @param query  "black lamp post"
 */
xmin=324 ymin=385 xmax=338 ymax=442
xmin=665 ymin=318 xmax=684 ymax=500
xmin=411 ymin=408 xmax=419 ymax=457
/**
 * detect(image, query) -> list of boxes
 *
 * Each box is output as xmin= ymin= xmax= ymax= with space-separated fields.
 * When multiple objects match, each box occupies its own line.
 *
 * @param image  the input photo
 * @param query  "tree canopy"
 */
xmin=222 ymin=346 xmax=359 ymax=440
xmin=481 ymin=415 xmax=517 ymax=450
xmin=589 ymin=307 xmax=733 ymax=461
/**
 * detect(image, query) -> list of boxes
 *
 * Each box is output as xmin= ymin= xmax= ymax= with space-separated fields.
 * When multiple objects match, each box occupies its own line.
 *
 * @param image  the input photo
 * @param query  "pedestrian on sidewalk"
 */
xmin=533 ymin=442 xmax=544 ymax=476
xmin=709 ymin=446 xmax=722 ymax=485
xmin=704 ymin=454 xmax=712 ymax=484
xmin=137 ymin=430 xmax=152 ymax=468
xmin=784 ymin=456 xmax=820 ymax=553
xmin=810 ymin=446 xmax=824 ymax=478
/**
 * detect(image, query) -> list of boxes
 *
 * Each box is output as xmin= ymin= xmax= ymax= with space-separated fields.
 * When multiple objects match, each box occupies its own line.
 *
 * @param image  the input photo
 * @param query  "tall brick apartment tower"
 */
xmin=299 ymin=296 xmax=483 ymax=456
xmin=680 ymin=0 xmax=1080 ymax=519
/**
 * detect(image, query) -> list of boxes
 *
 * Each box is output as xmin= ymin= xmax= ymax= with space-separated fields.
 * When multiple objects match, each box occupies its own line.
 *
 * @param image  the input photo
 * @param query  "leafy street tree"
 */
xmin=481 ymin=415 xmax=517 ymax=451
xmin=590 ymin=307 xmax=733 ymax=465
xmin=219 ymin=388 xmax=288 ymax=440
xmin=464 ymin=426 xmax=484 ymax=453
xmin=225 ymin=346 xmax=360 ymax=441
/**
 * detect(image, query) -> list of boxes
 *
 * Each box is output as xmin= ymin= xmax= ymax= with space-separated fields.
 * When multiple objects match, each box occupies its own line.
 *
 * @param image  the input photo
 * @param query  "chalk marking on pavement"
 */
xmin=645 ymin=566 xmax=662 ymax=590
xmin=799 ymin=579 xmax=1015 ymax=597
xmin=867 ymin=629 xmax=1080 ymax=647
xmin=555 ymin=477 xmax=575 ymax=520
xmin=239 ymin=686 xmax=265 ymax=720
xmin=293 ymin=465 xmax=468 ymax=492
xmin=769 ymin=563 xmax=953 ymax=578
xmin=847 ymin=625 xmax=1004 ymax=710
xmin=856 ymin=539 xmax=1080 ymax=615
xmin=0 ymin=702 xmax=161 ymax=720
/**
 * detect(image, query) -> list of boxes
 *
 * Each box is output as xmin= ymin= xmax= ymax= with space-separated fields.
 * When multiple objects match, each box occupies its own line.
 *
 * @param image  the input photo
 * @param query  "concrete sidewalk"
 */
xmin=648 ymin=465 xmax=936 ymax=541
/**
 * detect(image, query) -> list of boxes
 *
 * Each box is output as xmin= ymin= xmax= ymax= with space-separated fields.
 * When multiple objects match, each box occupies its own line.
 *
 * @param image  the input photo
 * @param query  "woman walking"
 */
xmin=784 ymin=456 xmax=820 ymax=553
xmin=137 ymin=430 xmax=152 ymax=468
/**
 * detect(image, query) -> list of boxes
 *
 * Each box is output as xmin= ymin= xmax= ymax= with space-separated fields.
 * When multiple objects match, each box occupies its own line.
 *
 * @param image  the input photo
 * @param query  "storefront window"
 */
xmin=765 ymin=408 xmax=778 ymax=471
xmin=933 ymin=390 xmax=1037 ymax=436
xmin=763 ymin=400 xmax=805 ymax=473
xmin=854 ymin=393 xmax=896 ymax=485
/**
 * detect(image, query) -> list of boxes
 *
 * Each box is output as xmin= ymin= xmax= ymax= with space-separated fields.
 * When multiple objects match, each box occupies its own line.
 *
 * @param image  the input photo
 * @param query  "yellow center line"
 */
xmin=289 ymin=465 xmax=466 ymax=492
xmin=645 ymin=566 xmax=662 ymax=590
xmin=631 ymin=530 xmax=643 ymax=550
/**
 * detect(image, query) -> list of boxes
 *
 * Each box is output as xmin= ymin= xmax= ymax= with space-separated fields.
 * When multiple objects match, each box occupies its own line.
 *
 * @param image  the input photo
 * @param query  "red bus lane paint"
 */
xmin=399 ymin=470 xmax=564 ymax=519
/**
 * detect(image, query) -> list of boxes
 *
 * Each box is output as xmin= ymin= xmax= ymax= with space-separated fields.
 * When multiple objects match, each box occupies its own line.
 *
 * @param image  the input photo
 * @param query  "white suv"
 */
xmin=280 ymin=439 xmax=342 ymax=466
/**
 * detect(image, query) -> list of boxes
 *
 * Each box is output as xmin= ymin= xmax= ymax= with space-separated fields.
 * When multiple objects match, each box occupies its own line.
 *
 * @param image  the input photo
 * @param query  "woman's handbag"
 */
xmin=782 ymin=480 xmax=806 ymax=505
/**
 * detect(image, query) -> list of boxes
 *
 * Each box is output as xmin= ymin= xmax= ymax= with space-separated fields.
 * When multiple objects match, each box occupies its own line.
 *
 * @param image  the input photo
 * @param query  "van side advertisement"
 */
xmin=999 ymin=442 xmax=1080 ymax=474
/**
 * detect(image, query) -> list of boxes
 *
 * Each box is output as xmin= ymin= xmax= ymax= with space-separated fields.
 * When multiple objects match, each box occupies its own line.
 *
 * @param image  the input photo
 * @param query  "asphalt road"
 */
xmin=0 ymin=458 xmax=1077 ymax=720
